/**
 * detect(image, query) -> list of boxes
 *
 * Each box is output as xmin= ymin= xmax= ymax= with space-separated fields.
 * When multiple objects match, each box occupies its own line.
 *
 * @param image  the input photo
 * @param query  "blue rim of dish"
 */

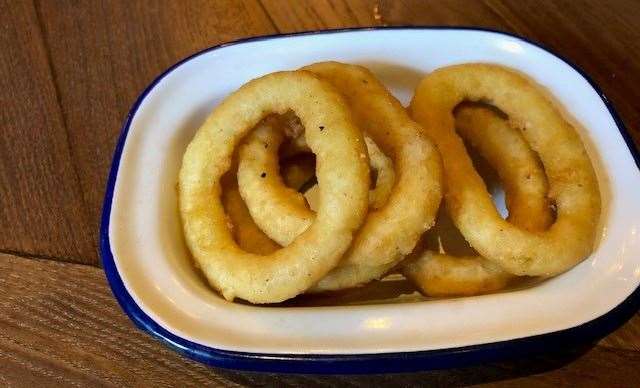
xmin=99 ymin=26 xmax=640 ymax=374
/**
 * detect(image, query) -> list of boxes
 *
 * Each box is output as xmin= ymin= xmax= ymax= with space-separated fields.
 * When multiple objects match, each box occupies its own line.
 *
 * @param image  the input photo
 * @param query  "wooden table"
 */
xmin=2 ymin=0 xmax=639 ymax=385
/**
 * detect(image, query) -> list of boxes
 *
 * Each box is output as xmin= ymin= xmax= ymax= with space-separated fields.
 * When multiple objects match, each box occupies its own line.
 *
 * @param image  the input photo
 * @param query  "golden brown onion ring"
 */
xmin=403 ymin=105 xmax=553 ymax=296
xmin=222 ymin=143 xmax=316 ymax=256
xmin=410 ymin=63 xmax=601 ymax=277
xmin=238 ymin=127 xmax=395 ymax=246
xmin=222 ymin=117 xmax=313 ymax=256
xmin=179 ymin=71 xmax=370 ymax=303
xmin=238 ymin=126 xmax=312 ymax=245
xmin=237 ymin=62 xmax=443 ymax=292
xmin=404 ymin=251 xmax=512 ymax=297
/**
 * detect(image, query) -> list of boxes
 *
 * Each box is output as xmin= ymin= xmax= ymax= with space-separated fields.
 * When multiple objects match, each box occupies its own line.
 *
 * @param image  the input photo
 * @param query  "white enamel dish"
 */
xmin=100 ymin=27 xmax=640 ymax=373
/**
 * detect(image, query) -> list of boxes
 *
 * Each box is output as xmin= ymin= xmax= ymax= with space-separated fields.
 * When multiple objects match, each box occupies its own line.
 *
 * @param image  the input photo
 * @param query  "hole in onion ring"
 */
xmin=464 ymin=137 xmax=508 ymax=219
xmin=369 ymin=167 xmax=379 ymax=190
xmin=453 ymin=101 xmax=557 ymax=224
xmin=280 ymin=153 xmax=317 ymax=193
xmin=280 ymin=151 xmax=379 ymax=194
xmin=423 ymin=205 xmax=478 ymax=257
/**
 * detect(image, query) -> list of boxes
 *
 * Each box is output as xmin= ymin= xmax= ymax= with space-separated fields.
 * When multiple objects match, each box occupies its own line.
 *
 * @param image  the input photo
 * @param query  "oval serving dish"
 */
xmin=100 ymin=27 xmax=640 ymax=374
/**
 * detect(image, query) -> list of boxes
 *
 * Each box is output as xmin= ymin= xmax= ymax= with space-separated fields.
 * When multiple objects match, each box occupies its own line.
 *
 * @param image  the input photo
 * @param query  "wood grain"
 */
xmin=260 ymin=0 xmax=509 ymax=34
xmin=0 ymin=0 xmax=95 ymax=263
xmin=2 ymin=0 xmax=640 ymax=384
xmin=260 ymin=0 xmax=378 ymax=31
xmin=1 ymin=252 xmax=639 ymax=386
xmin=379 ymin=0 xmax=509 ymax=28
xmin=34 ymin=0 xmax=278 ymax=265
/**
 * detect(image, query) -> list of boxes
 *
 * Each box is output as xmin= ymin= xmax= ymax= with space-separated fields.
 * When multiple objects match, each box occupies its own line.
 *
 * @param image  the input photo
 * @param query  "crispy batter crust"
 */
xmin=403 ymin=105 xmax=553 ymax=296
xmin=237 ymin=62 xmax=443 ymax=292
xmin=410 ymin=64 xmax=601 ymax=277
xmin=179 ymin=71 xmax=370 ymax=303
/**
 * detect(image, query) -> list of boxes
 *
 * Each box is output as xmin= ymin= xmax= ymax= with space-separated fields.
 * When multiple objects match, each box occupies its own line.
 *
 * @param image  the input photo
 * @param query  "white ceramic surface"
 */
xmin=107 ymin=28 xmax=640 ymax=355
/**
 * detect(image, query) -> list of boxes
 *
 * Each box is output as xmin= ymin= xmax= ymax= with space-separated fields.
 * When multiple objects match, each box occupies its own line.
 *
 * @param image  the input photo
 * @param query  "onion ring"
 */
xmin=237 ymin=62 xmax=443 ymax=292
xmin=222 ymin=135 xmax=316 ymax=256
xmin=238 ymin=125 xmax=312 ymax=244
xmin=222 ymin=118 xmax=313 ymax=256
xmin=179 ymin=71 xmax=370 ymax=303
xmin=404 ymin=251 xmax=513 ymax=297
xmin=410 ymin=63 xmax=601 ymax=277
xmin=238 ymin=127 xmax=395 ymax=243
xmin=403 ymin=105 xmax=553 ymax=296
